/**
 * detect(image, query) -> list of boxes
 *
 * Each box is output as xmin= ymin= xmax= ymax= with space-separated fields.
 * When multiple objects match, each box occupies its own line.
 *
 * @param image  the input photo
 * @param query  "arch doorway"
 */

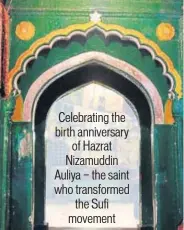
xmin=45 ymin=83 xmax=140 ymax=228
xmin=34 ymin=64 xmax=153 ymax=229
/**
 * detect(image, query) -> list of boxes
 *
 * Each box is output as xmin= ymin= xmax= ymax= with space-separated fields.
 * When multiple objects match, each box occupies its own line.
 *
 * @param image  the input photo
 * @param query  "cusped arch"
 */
xmin=23 ymin=51 xmax=164 ymax=124
xmin=8 ymin=21 xmax=182 ymax=99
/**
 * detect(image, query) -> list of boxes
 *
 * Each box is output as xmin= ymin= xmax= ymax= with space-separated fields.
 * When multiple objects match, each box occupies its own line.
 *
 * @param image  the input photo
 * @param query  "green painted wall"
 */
xmin=9 ymin=0 xmax=183 ymax=15
xmin=9 ymin=10 xmax=182 ymax=75
xmin=8 ymin=0 xmax=183 ymax=103
xmin=0 ymin=1 xmax=183 ymax=230
xmin=10 ymin=123 xmax=32 ymax=230
xmin=154 ymin=125 xmax=181 ymax=229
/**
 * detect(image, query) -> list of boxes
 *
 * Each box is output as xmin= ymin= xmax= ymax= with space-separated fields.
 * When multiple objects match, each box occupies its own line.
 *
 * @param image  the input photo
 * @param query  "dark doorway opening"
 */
xmin=34 ymin=64 xmax=153 ymax=229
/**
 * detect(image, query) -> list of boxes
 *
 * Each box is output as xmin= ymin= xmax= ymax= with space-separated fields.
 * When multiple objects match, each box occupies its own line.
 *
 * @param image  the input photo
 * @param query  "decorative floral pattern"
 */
xmin=16 ymin=21 xmax=35 ymax=41
xmin=156 ymin=23 xmax=175 ymax=41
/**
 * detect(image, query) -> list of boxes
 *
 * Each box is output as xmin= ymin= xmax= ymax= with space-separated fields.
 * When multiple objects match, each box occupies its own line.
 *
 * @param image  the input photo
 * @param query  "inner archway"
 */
xmin=45 ymin=83 xmax=141 ymax=228
xmin=34 ymin=64 xmax=153 ymax=229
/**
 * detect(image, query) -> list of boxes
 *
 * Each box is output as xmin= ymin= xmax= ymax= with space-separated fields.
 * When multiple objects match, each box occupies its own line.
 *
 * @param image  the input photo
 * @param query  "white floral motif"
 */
xmin=90 ymin=11 xmax=102 ymax=23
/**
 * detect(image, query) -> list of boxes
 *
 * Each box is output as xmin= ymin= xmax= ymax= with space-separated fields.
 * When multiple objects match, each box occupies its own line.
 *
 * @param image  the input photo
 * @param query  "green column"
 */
xmin=10 ymin=122 xmax=33 ymax=230
xmin=154 ymin=124 xmax=179 ymax=230
xmin=0 ymin=95 xmax=15 ymax=230
xmin=173 ymin=99 xmax=183 ymax=226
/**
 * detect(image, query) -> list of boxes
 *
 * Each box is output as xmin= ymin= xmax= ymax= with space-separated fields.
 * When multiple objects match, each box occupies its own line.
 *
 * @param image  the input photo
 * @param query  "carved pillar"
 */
xmin=0 ymin=1 xmax=9 ymax=97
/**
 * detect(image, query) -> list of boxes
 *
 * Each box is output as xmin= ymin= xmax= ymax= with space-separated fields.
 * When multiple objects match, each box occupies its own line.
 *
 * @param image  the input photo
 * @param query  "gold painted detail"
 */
xmin=16 ymin=21 xmax=35 ymax=41
xmin=8 ymin=21 xmax=182 ymax=98
xmin=164 ymin=99 xmax=175 ymax=124
xmin=156 ymin=23 xmax=175 ymax=41
xmin=11 ymin=94 xmax=23 ymax=121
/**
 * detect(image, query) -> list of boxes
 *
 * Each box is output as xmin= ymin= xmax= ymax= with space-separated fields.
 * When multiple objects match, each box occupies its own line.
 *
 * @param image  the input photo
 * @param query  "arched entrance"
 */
xmin=3 ymin=7 xmax=182 ymax=230
xmin=45 ymin=83 xmax=141 ymax=228
xmin=33 ymin=63 xmax=154 ymax=229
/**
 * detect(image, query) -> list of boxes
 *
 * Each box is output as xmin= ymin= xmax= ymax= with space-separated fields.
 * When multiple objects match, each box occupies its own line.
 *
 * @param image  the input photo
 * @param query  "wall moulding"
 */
xmin=9 ymin=0 xmax=183 ymax=15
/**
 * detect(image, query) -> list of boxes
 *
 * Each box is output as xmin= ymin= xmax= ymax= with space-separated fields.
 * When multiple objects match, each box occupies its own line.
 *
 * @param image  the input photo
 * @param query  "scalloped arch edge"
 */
xmin=8 ymin=21 xmax=182 ymax=99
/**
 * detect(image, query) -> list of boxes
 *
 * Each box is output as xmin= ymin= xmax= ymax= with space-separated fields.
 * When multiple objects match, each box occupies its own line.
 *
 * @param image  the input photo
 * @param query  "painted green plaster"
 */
xmin=173 ymin=99 xmax=183 ymax=222
xmin=154 ymin=125 xmax=181 ymax=229
xmin=9 ymin=13 xmax=182 ymax=76
xmin=9 ymin=0 xmax=183 ymax=15
xmin=0 ymin=1 xmax=183 ymax=230
xmin=10 ymin=123 xmax=32 ymax=230
xmin=0 ymin=96 xmax=15 ymax=230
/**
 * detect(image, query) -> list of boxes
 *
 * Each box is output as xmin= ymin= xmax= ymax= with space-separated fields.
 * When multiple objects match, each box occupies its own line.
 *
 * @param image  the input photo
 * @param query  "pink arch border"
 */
xmin=23 ymin=51 xmax=164 ymax=124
